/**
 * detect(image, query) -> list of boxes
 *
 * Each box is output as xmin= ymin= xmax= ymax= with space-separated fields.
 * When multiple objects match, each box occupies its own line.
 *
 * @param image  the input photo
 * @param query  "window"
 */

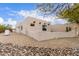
xmin=42 ymin=27 xmax=47 ymax=31
xmin=33 ymin=21 xmax=36 ymax=23
xmin=42 ymin=23 xmax=47 ymax=27
xmin=48 ymin=23 xmax=50 ymax=25
xmin=66 ymin=26 xmax=71 ymax=32
xmin=21 ymin=26 xmax=23 ymax=30
xmin=42 ymin=24 xmax=47 ymax=31
xmin=44 ymin=23 xmax=46 ymax=25
xmin=39 ymin=22 xmax=41 ymax=24
xmin=30 ymin=23 xmax=35 ymax=26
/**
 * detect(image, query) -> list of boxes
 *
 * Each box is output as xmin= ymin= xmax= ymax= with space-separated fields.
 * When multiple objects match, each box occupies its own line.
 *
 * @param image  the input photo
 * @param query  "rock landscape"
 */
xmin=0 ymin=42 xmax=79 ymax=56
xmin=0 ymin=33 xmax=79 ymax=56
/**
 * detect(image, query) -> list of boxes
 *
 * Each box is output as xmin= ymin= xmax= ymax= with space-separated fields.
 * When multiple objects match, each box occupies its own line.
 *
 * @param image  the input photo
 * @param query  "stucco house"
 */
xmin=16 ymin=17 xmax=79 ymax=41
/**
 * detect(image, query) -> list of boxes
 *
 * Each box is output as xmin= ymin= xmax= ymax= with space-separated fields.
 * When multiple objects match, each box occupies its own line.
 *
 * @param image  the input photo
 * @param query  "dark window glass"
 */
xmin=21 ymin=26 xmax=23 ymax=30
xmin=44 ymin=23 xmax=46 ymax=24
xmin=48 ymin=23 xmax=50 ymax=25
xmin=42 ymin=24 xmax=47 ymax=31
xmin=30 ymin=23 xmax=35 ymax=26
xmin=42 ymin=28 xmax=47 ymax=31
xmin=39 ymin=22 xmax=41 ymax=24
xmin=42 ymin=24 xmax=47 ymax=27
xmin=33 ymin=21 xmax=36 ymax=23
xmin=66 ymin=27 xmax=71 ymax=32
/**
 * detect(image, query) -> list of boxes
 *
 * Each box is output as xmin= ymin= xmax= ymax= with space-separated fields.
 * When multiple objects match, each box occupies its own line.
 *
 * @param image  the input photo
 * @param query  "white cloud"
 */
xmin=18 ymin=9 xmax=67 ymax=24
xmin=0 ymin=17 xmax=17 ymax=29
xmin=6 ymin=18 xmax=17 ymax=29
xmin=5 ymin=7 xmax=11 ymax=10
xmin=18 ymin=10 xmax=42 ymax=18
xmin=0 ymin=7 xmax=11 ymax=11
xmin=0 ymin=17 xmax=4 ymax=24
xmin=8 ymin=13 xmax=16 ymax=16
xmin=18 ymin=10 xmax=50 ymax=21
xmin=54 ymin=18 xmax=67 ymax=24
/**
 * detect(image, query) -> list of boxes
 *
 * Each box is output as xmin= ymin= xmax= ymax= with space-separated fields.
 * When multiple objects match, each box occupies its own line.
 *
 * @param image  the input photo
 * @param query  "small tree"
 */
xmin=37 ymin=3 xmax=71 ymax=17
xmin=0 ymin=25 xmax=6 ymax=33
xmin=58 ymin=3 xmax=79 ymax=35
xmin=5 ymin=24 xmax=13 ymax=32
xmin=0 ymin=24 xmax=12 ymax=33
xmin=58 ymin=4 xmax=79 ymax=24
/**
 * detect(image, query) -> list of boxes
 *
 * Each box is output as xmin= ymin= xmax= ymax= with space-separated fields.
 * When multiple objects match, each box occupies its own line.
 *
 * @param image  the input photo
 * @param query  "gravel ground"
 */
xmin=0 ymin=32 xmax=79 ymax=48
xmin=0 ymin=42 xmax=79 ymax=56
xmin=0 ymin=32 xmax=79 ymax=56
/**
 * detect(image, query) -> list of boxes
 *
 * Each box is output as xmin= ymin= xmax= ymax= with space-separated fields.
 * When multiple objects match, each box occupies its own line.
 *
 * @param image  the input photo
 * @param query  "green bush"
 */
xmin=0 ymin=25 xmax=12 ymax=33
xmin=0 ymin=25 xmax=6 ymax=33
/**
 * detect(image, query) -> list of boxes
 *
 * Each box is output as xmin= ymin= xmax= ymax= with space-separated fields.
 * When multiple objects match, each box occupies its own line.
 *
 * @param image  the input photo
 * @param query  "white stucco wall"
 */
xmin=16 ymin=17 xmax=78 ymax=41
xmin=24 ymin=30 xmax=76 ymax=41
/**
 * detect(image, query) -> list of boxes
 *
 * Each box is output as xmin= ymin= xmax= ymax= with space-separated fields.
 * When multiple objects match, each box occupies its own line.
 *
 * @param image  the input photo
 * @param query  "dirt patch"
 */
xmin=0 ymin=32 xmax=79 ymax=48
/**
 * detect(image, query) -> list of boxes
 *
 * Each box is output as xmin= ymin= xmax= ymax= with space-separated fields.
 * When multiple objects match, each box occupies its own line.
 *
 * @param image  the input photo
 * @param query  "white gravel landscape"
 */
xmin=0 ymin=32 xmax=79 ymax=56
xmin=0 ymin=32 xmax=79 ymax=48
xmin=0 ymin=42 xmax=79 ymax=56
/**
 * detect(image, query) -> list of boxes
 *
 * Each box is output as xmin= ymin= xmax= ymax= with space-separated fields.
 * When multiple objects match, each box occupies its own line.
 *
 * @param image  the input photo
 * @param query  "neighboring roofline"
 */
xmin=16 ymin=16 xmax=78 ymax=26
xmin=24 ymin=16 xmax=50 ymax=22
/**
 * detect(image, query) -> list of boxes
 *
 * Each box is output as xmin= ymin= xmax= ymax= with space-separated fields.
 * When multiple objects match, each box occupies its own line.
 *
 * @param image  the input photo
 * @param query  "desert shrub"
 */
xmin=0 ymin=25 xmax=6 ymax=33
xmin=0 ymin=25 xmax=13 ymax=33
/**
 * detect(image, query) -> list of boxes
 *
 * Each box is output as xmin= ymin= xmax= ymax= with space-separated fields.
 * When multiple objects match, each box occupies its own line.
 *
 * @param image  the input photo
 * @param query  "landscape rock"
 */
xmin=0 ymin=42 xmax=79 ymax=56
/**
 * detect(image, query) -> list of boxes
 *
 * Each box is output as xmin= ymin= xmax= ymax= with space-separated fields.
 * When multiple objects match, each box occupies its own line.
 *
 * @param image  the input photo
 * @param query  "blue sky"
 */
xmin=0 ymin=3 xmax=37 ymax=21
xmin=0 ymin=3 xmax=67 ymax=28
xmin=0 ymin=3 xmax=38 ymax=28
